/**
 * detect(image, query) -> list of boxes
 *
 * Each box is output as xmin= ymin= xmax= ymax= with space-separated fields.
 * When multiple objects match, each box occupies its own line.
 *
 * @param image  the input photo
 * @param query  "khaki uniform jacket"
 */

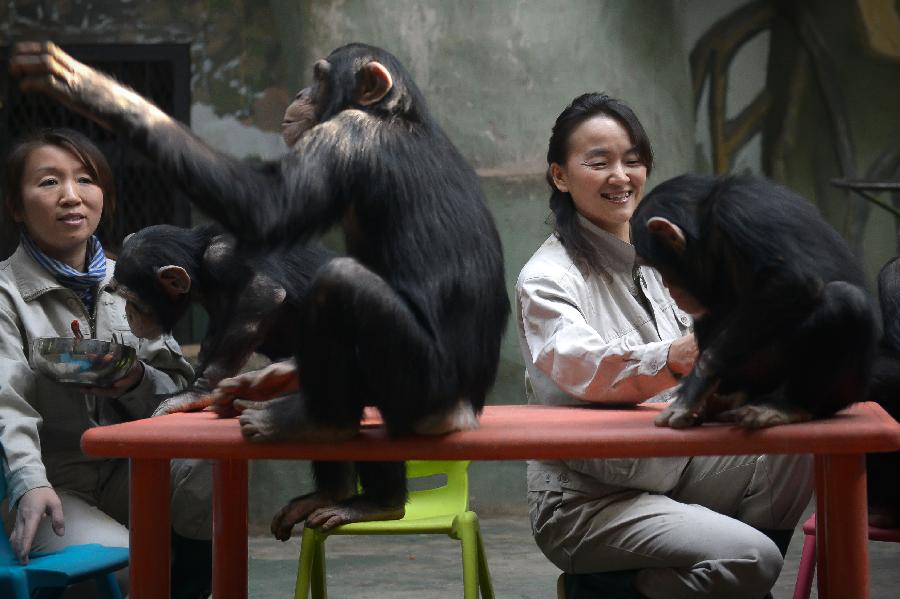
xmin=516 ymin=216 xmax=694 ymax=495
xmin=0 ymin=245 xmax=194 ymax=507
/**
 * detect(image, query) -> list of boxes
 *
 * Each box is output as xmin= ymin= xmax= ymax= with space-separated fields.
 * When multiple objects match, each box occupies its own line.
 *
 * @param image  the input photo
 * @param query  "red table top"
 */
xmin=81 ymin=402 xmax=900 ymax=461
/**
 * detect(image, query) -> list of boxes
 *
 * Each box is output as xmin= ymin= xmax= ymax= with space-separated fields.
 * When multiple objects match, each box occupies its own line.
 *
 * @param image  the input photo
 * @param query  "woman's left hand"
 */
xmin=83 ymin=360 xmax=145 ymax=398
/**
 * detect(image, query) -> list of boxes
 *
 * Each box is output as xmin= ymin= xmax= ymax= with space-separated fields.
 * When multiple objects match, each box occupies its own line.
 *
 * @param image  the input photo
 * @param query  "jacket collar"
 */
xmin=576 ymin=213 xmax=636 ymax=273
xmin=9 ymin=244 xmax=113 ymax=302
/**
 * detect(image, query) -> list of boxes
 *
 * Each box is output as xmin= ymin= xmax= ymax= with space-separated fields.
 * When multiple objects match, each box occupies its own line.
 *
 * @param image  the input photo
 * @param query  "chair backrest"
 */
xmin=403 ymin=461 xmax=470 ymax=520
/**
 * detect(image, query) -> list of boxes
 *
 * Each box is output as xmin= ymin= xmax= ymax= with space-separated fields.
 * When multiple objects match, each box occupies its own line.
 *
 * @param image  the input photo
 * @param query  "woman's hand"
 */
xmin=667 ymin=334 xmax=699 ymax=376
xmin=84 ymin=360 xmax=145 ymax=398
xmin=11 ymin=486 xmax=65 ymax=564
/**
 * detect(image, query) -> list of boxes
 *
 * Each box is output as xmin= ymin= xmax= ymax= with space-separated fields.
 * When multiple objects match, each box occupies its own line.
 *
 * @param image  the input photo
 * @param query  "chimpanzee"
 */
xmin=630 ymin=174 xmax=878 ymax=429
xmin=867 ymin=257 xmax=900 ymax=527
xmin=10 ymin=42 xmax=510 ymax=532
xmin=110 ymin=223 xmax=333 ymax=415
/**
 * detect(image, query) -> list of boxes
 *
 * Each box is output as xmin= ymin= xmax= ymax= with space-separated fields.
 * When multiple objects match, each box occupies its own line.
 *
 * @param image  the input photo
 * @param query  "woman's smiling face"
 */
xmin=549 ymin=115 xmax=648 ymax=241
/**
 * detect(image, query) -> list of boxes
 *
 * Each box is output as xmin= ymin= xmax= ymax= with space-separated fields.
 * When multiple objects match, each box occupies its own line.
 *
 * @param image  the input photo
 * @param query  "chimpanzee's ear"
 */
xmin=156 ymin=266 xmax=191 ymax=299
xmin=646 ymin=216 xmax=687 ymax=255
xmin=355 ymin=61 xmax=393 ymax=106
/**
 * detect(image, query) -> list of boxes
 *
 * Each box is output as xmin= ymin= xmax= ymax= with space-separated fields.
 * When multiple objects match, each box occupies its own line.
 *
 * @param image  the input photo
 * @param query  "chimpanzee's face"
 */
xmin=659 ymin=275 xmax=707 ymax=318
xmin=109 ymin=280 xmax=166 ymax=339
xmin=282 ymin=59 xmax=331 ymax=147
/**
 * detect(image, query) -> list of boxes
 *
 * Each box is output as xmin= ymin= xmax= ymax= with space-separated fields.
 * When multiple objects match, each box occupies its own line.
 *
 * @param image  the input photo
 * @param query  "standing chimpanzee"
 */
xmin=10 ymin=42 xmax=510 ymax=532
xmin=630 ymin=174 xmax=878 ymax=429
xmin=111 ymin=223 xmax=333 ymax=415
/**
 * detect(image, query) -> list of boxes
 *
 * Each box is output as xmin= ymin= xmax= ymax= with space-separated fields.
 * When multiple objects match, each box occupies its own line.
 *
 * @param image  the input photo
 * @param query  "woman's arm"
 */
xmin=518 ymin=274 xmax=693 ymax=404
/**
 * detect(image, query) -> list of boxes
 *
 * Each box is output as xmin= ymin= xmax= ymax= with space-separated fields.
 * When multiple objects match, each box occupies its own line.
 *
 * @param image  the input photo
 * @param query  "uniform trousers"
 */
xmin=529 ymin=453 xmax=813 ymax=599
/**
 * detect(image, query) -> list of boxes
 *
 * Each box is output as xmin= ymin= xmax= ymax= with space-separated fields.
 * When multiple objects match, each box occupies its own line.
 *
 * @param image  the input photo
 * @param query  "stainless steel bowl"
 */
xmin=32 ymin=337 xmax=137 ymax=387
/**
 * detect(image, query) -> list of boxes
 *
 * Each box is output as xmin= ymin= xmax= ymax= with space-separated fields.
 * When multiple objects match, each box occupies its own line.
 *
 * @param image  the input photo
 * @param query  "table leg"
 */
xmin=213 ymin=459 xmax=249 ymax=599
xmin=130 ymin=458 xmax=172 ymax=599
xmin=814 ymin=453 xmax=869 ymax=599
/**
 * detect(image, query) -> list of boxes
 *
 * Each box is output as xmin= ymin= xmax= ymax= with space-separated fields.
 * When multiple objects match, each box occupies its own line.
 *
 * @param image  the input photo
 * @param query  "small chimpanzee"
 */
xmin=10 ymin=42 xmax=510 ymax=532
xmin=110 ymin=223 xmax=333 ymax=415
xmin=630 ymin=174 xmax=878 ymax=429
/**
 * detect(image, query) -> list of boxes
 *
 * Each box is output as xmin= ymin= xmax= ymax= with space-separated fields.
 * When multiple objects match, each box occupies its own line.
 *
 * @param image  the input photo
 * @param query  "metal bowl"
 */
xmin=32 ymin=337 xmax=137 ymax=387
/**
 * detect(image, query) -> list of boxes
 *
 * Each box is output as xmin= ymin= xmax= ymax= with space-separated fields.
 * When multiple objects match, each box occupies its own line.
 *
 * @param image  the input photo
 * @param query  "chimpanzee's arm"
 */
xmin=9 ymin=42 xmax=346 ymax=244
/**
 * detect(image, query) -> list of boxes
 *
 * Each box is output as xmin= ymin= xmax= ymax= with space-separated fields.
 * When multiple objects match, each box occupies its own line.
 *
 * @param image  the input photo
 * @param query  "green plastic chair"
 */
xmin=293 ymin=460 xmax=494 ymax=599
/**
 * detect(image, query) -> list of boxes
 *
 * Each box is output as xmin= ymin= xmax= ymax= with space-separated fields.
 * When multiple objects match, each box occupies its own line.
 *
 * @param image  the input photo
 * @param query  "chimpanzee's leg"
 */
xmin=239 ymin=257 xmax=449 ymax=528
xmin=238 ymin=257 xmax=444 ymax=438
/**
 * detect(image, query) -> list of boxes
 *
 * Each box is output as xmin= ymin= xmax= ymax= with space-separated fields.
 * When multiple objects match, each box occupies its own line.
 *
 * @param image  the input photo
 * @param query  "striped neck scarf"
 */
xmin=21 ymin=232 xmax=107 ymax=311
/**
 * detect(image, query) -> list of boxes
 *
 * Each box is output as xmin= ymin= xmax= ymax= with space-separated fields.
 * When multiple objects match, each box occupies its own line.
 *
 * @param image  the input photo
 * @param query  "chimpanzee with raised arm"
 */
xmin=10 ymin=41 xmax=510 ymax=534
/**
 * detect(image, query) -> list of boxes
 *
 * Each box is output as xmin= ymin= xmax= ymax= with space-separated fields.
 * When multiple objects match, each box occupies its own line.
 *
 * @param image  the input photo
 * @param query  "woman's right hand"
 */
xmin=11 ymin=486 xmax=65 ymax=564
xmin=667 ymin=334 xmax=699 ymax=376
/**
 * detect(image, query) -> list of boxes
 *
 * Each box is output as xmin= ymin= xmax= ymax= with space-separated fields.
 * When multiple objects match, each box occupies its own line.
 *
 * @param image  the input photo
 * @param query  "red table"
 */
xmin=81 ymin=402 xmax=900 ymax=599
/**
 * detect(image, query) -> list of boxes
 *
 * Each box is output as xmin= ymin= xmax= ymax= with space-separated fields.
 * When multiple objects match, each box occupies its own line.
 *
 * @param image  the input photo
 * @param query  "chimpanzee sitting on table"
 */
xmin=631 ymin=174 xmax=879 ymax=429
xmin=110 ymin=223 xmax=333 ymax=416
xmin=10 ymin=41 xmax=510 ymax=534
xmin=867 ymin=257 xmax=900 ymax=528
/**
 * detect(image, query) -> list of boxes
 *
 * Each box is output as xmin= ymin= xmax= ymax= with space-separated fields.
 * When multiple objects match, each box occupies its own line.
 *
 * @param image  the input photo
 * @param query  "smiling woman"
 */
xmin=515 ymin=93 xmax=813 ymax=599
xmin=0 ymin=128 xmax=212 ymax=598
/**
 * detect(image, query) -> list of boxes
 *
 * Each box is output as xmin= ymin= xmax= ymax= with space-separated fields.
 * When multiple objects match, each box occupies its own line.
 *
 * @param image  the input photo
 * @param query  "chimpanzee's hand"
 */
xmin=654 ymin=368 xmax=720 ymax=428
xmin=210 ymin=359 xmax=300 ymax=415
xmin=152 ymin=389 xmax=215 ymax=416
xmin=10 ymin=42 xmax=86 ymax=100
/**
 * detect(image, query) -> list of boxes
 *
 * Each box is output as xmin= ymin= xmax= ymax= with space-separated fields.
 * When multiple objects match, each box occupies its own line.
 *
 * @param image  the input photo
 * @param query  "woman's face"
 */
xmin=15 ymin=144 xmax=104 ymax=269
xmin=550 ymin=115 xmax=647 ymax=241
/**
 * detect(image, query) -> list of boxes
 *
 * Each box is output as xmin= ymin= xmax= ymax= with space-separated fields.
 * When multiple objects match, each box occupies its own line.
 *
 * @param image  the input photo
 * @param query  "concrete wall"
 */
xmin=1 ymin=1 xmax=705 ymax=521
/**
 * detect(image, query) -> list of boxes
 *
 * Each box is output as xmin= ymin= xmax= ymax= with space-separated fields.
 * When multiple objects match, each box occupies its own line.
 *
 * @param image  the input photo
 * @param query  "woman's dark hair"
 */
xmin=546 ymin=93 xmax=653 ymax=270
xmin=3 ymin=127 xmax=116 ymax=222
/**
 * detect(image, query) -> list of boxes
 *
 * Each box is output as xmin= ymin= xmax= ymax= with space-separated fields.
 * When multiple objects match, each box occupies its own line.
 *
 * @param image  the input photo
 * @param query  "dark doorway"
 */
xmin=0 ymin=43 xmax=195 ymax=341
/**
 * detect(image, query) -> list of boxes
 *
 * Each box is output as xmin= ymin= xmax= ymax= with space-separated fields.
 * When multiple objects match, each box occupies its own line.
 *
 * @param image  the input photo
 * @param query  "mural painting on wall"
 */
xmin=0 ymin=0 xmax=292 ymax=136
xmin=691 ymin=0 xmax=900 ymax=256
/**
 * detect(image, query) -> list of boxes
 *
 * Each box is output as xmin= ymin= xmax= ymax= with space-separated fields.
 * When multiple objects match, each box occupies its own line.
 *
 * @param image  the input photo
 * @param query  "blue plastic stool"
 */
xmin=0 ymin=461 xmax=129 ymax=598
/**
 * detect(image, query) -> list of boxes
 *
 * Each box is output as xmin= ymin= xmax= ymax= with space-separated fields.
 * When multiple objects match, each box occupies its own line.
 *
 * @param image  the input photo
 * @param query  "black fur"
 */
xmin=631 ymin=174 xmax=878 ymax=423
xmin=44 ymin=43 xmax=510 ymax=522
xmin=114 ymin=223 xmax=333 ymax=386
xmin=867 ymin=258 xmax=900 ymax=526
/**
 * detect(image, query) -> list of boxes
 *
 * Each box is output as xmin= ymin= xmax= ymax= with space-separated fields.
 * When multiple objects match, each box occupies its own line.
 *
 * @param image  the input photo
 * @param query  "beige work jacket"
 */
xmin=516 ymin=216 xmax=693 ymax=494
xmin=0 ymin=245 xmax=194 ymax=506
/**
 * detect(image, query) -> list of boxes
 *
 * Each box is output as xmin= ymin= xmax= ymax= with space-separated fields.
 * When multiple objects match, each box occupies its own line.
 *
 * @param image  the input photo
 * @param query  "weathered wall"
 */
xmin=1 ymin=0 xmax=697 ymax=520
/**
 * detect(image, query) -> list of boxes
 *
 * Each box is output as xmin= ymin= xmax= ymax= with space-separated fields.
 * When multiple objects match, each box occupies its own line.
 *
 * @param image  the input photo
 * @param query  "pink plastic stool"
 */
xmin=793 ymin=512 xmax=900 ymax=599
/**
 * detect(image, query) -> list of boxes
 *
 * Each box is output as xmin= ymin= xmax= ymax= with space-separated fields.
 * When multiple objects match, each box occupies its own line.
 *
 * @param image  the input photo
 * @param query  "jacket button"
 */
xmin=559 ymin=474 xmax=569 ymax=483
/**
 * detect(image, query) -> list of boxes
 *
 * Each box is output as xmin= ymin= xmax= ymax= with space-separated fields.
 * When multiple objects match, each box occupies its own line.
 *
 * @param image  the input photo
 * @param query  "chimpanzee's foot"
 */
xmin=152 ymin=390 xmax=214 ymax=417
xmin=270 ymin=491 xmax=337 ymax=541
xmin=236 ymin=394 xmax=358 ymax=442
xmin=717 ymin=403 xmax=813 ymax=428
xmin=412 ymin=399 xmax=479 ymax=435
xmin=305 ymin=495 xmax=406 ymax=532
